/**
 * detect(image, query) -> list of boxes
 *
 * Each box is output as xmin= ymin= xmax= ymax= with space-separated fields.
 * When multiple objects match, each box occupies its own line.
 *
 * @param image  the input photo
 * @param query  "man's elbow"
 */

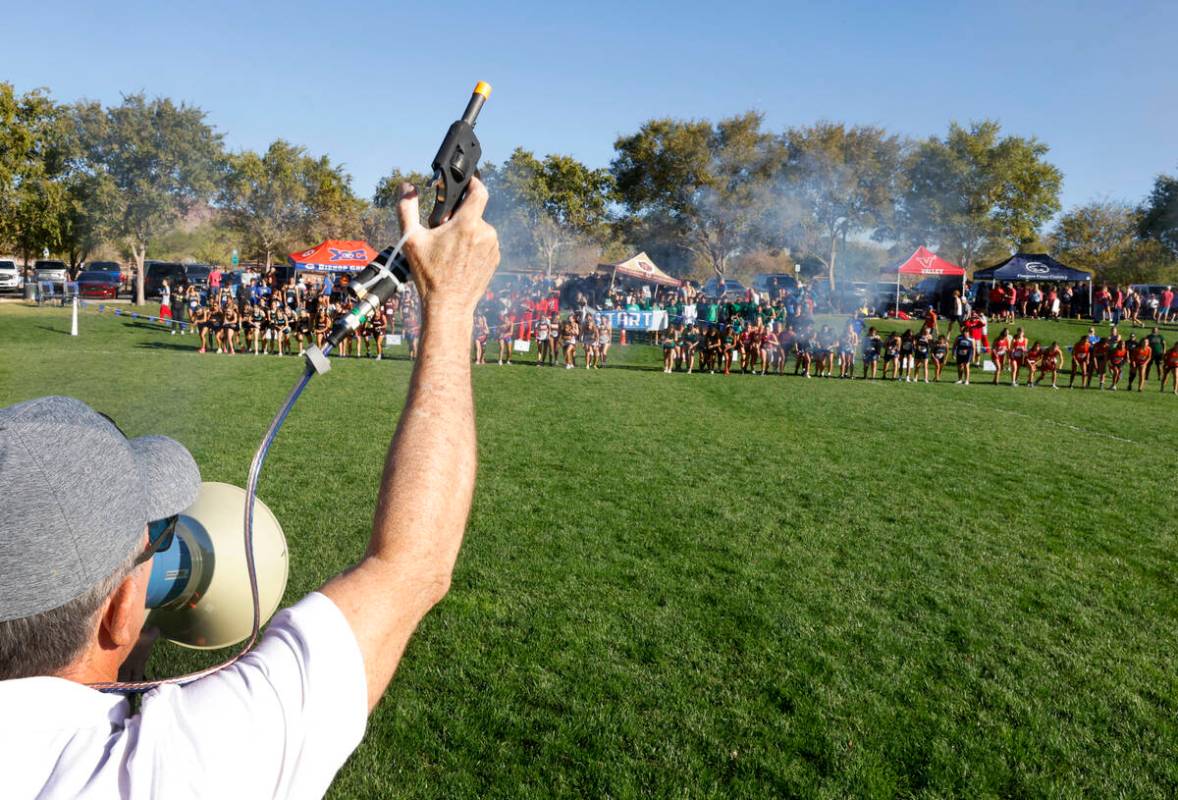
xmin=422 ymin=573 xmax=452 ymax=608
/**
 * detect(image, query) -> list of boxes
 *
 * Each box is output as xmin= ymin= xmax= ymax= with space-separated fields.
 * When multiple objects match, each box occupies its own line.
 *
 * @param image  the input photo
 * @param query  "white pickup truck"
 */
xmin=34 ymin=259 xmax=70 ymax=289
xmin=0 ymin=260 xmax=23 ymax=293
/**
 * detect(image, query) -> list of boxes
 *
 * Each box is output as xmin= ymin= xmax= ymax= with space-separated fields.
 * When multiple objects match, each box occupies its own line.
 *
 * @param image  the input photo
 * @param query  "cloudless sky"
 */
xmin=6 ymin=0 xmax=1176 ymax=212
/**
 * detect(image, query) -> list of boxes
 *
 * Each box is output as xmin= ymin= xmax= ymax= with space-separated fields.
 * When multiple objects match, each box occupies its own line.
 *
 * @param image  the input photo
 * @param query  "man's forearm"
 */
xmin=322 ymin=306 xmax=478 ymax=709
xmin=367 ymin=308 xmax=477 ymax=581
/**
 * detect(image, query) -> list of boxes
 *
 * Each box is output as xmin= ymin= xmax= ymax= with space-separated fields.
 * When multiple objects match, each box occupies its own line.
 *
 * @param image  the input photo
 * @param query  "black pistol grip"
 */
xmin=428 ymin=121 xmax=483 ymax=228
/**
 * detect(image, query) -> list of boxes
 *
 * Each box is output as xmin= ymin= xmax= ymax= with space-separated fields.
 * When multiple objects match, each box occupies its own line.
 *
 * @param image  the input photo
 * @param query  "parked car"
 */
xmin=701 ymin=277 xmax=748 ymax=300
xmin=33 ymin=260 xmax=69 ymax=289
xmin=750 ymin=272 xmax=799 ymax=297
xmin=144 ymin=262 xmax=187 ymax=298
xmin=85 ymin=260 xmax=122 ymax=273
xmin=184 ymin=264 xmax=212 ymax=290
xmin=0 ymin=260 xmax=23 ymax=293
xmin=77 ymin=270 xmax=122 ymax=299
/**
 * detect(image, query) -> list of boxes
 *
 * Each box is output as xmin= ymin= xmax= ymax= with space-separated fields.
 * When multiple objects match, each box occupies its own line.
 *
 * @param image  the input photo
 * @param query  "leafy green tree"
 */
xmin=372 ymin=169 xmax=435 ymax=234
xmin=77 ymin=93 xmax=223 ymax=303
xmin=301 ymin=155 xmax=361 ymax=244
xmin=1137 ymin=172 xmax=1178 ymax=258
xmin=896 ymin=121 xmax=1062 ymax=270
xmin=1053 ymin=200 xmax=1174 ymax=283
xmin=220 ymin=140 xmax=358 ymax=268
xmin=485 ymin=148 xmax=613 ymax=274
xmin=776 ymin=123 xmax=903 ymax=290
xmin=0 ymin=84 xmax=75 ymax=271
xmin=612 ymin=113 xmax=779 ymax=278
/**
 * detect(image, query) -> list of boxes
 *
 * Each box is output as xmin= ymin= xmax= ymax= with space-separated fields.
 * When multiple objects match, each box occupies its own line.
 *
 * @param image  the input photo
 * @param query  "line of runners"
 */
xmin=183 ymin=294 xmax=421 ymax=359
xmin=176 ymin=289 xmax=1178 ymax=394
xmin=487 ymin=310 xmax=1178 ymax=394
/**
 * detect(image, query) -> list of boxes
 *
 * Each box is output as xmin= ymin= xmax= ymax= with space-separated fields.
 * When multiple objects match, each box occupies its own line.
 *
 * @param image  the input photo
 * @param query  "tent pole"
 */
xmin=895 ymin=273 xmax=900 ymax=316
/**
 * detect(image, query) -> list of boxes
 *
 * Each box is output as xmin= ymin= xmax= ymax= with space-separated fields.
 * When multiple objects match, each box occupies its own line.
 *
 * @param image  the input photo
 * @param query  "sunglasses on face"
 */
xmin=136 ymin=514 xmax=178 ymax=566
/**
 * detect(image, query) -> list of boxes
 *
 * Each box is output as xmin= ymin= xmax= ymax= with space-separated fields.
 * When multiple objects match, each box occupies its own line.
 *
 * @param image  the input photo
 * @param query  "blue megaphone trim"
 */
xmin=146 ymin=534 xmax=193 ymax=608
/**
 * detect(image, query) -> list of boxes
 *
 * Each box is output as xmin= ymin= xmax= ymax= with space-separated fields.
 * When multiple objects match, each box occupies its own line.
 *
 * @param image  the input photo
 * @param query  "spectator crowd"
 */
xmin=153 ymin=268 xmax=1178 ymax=395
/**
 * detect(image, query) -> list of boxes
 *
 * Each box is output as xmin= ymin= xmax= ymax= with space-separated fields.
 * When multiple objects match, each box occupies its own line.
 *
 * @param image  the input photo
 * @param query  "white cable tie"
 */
xmin=357 ymin=231 xmax=412 ymax=293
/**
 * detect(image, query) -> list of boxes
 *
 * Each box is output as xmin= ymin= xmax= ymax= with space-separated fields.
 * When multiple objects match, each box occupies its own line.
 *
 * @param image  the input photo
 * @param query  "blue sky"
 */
xmin=6 ymin=0 xmax=1175 ymax=212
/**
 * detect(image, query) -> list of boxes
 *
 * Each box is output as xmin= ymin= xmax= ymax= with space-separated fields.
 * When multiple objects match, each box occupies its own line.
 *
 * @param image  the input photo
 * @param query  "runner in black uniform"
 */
xmin=270 ymin=300 xmax=289 ymax=356
xmin=210 ymin=302 xmax=225 ymax=354
xmin=953 ymin=332 xmax=975 ymax=384
xmin=1145 ymin=327 xmax=1166 ymax=385
xmin=913 ymin=330 xmax=931 ymax=383
xmin=882 ymin=332 xmax=901 ymax=380
xmin=249 ymin=302 xmax=267 ymax=355
xmin=371 ymin=307 xmax=387 ymax=361
xmin=193 ymin=305 xmax=212 ymax=353
xmin=899 ymin=329 xmax=916 ymax=383
xmin=221 ymin=302 xmax=240 ymax=355
xmin=313 ymin=306 xmax=331 ymax=350
xmin=793 ymin=328 xmax=812 ymax=378
xmin=861 ymin=327 xmax=882 ymax=380
xmin=931 ymin=335 xmax=949 ymax=382
xmin=294 ymin=308 xmax=313 ymax=356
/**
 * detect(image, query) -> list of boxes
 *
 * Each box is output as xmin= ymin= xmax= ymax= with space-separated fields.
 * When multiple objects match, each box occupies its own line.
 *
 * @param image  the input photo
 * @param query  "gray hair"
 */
xmin=0 ymin=547 xmax=140 ymax=680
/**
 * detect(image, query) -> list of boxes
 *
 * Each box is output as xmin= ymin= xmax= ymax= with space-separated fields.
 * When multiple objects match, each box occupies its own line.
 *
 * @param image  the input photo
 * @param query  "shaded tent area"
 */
xmin=288 ymin=240 xmax=377 ymax=274
xmin=973 ymin=253 xmax=1091 ymax=283
xmin=974 ymin=253 xmax=1093 ymax=303
xmin=595 ymin=252 xmax=681 ymax=288
xmin=883 ymin=246 xmax=965 ymax=310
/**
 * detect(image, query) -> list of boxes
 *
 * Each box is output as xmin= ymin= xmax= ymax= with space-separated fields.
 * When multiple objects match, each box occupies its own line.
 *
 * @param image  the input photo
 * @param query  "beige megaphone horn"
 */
xmin=146 ymin=482 xmax=289 ymax=650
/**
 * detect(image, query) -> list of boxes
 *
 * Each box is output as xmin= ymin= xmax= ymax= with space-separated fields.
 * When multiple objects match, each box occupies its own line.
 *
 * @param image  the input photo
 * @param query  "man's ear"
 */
xmin=100 ymin=568 xmax=146 ymax=649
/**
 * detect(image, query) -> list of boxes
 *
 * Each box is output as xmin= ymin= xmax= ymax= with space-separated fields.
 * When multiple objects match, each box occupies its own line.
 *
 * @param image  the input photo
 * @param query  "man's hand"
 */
xmin=398 ymin=177 xmax=500 ymax=317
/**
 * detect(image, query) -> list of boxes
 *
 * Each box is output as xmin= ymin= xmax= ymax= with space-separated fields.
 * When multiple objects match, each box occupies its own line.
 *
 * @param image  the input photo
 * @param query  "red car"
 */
xmin=77 ymin=270 xmax=122 ymax=299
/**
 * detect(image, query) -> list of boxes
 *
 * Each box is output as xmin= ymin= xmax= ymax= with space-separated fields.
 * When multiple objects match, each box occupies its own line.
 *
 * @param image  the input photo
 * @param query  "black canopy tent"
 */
xmin=973 ymin=253 xmax=1093 ymax=305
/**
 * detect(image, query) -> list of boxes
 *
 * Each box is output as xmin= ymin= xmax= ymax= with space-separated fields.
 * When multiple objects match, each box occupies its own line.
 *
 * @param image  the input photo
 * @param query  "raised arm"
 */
xmin=321 ymin=179 xmax=499 ymax=711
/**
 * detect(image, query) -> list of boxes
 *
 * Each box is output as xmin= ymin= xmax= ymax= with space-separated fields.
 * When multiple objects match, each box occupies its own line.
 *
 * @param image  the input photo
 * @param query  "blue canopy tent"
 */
xmin=973 ymin=253 xmax=1093 ymax=305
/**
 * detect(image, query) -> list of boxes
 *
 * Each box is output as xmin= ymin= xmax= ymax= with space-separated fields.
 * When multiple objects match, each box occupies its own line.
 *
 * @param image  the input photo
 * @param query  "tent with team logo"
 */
xmin=973 ymin=253 xmax=1093 ymax=304
xmin=885 ymin=246 xmax=966 ymax=310
xmin=288 ymin=240 xmax=377 ymax=274
xmin=972 ymin=253 xmax=1091 ymax=283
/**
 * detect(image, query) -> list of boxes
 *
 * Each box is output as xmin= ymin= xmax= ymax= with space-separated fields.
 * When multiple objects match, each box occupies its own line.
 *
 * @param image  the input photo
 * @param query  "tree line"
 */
xmin=2 ymin=82 xmax=1176 ymax=306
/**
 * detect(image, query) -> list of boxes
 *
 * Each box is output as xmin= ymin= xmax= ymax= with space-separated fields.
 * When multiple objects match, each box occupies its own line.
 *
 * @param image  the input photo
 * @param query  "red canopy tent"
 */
xmin=886 ymin=246 xmax=966 ymax=310
xmin=288 ymin=240 xmax=377 ymax=274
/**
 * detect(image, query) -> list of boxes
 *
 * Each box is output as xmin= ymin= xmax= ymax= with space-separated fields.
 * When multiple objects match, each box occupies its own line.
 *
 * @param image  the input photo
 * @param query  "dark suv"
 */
xmin=144 ymin=262 xmax=187 ymax=298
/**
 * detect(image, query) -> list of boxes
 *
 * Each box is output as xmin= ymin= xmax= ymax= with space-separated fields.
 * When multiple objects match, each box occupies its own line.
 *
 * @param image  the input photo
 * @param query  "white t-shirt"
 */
xmin=0 ymin=592 xmax=367 ymax=800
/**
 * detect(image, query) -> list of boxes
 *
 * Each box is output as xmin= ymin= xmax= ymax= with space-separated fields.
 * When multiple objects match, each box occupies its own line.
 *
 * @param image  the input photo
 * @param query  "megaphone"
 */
xmin=146 ymin=482 xmax=289 ymax=650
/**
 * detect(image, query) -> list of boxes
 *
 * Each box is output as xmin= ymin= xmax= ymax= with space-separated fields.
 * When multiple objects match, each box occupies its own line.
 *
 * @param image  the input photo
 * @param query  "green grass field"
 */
xmin=2 ymin=302 xmax=1176 ymax=799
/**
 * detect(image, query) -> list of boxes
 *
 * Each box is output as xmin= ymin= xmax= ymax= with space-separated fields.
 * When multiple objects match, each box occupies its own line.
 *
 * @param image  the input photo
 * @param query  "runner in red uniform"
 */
xmin=1128 ymin=338 xmax=1152 ymax=392
xmin=1069 ymin=336 xmax=1092 ymax=389
xmin=990 ymin=328 xmax=1011 ymax=384
xmin=1035 ymin=341 xmax=1063 ymax=389
xmin=1091 ymin=336 xmax=1109 ymax=388
xmin=1009 ymin=328 xmax=1029 ymax=386
xmin=1024 ymin=342 xmax=1042 ymax=388
xmin=1106 ymin=337 xmax=1129 ymax=390
xmin=1163 ymin=343 xmax=1178 ymax=395
xmin=473 ymin=311 xmax=490 ymax=364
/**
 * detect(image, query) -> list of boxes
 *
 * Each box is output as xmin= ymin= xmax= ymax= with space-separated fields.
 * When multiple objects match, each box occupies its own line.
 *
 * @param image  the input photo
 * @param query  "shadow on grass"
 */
xmin=134 ymin=341 xmax=198 ymax=352
xmin=35 ymin=324 xmax=70 ymax=336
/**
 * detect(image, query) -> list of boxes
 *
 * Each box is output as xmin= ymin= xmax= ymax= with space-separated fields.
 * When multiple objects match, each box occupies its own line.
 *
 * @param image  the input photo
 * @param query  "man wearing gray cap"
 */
xmin=0 ymin=181 xmax=500 ymax=798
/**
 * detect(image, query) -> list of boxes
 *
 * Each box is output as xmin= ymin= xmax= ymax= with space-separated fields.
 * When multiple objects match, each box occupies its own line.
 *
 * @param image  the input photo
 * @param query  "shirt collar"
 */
xmin=0 ymin=676 xmax=131 ymax=731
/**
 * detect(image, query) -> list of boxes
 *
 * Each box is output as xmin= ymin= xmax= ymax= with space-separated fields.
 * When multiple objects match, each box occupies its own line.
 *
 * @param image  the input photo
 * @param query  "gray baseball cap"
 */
xmin=0 ymin=396 xmax=201 ymax=622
